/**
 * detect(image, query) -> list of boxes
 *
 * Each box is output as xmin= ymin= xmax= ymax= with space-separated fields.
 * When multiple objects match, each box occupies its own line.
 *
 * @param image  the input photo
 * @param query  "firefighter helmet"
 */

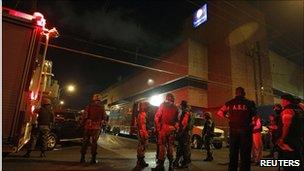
xmin=204 ymin=111 xmax=212 ymax=119
xmin=92 ymin=94 xmax=102 ymax=101
xmin=41 ymin=98 xmax=51 ymax=105
xmin=166 ymin=93 xmax=175 ymax=102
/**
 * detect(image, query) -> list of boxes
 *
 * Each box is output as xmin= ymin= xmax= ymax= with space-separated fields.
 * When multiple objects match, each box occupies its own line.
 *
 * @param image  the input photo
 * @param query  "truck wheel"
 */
xmin=43 ymin=133 xmax=57 ymax=151
xmin=191 ymin=135 xmax=202 ymax=149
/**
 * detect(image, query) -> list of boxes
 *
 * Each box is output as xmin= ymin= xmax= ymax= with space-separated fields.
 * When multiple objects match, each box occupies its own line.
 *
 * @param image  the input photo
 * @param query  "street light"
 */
xmin=59 ymin=100 xmax=64 ymax=105
xmin=67 ymin=85 xmax=75 ymax=92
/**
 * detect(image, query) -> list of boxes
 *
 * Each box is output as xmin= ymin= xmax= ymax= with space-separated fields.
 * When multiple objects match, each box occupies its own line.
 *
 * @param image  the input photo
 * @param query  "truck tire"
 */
xmin=44 ymin=133 xmax=57 ymax=151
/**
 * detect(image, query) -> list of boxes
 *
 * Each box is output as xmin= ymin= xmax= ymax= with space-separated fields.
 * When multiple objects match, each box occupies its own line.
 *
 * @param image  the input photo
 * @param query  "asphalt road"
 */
xmin=3 ymin=134 xmax=277 ymax=171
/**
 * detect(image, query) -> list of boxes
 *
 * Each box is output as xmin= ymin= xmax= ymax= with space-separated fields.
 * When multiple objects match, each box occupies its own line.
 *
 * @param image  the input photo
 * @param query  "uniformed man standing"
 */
xmin=152 ymin=93 xmax=179 ymax=171
xmin=216 ymin=87 xmax=256 ymax=171
xmin=24 ymin=98 xmax=54 ymax=158
xmin=277 ymin=94 xmax=304 ymax=171
xmin=202 ymin=112 xmax=215 ymax=161
xmin=80 ymin=94 xmax=106 ymax=164
xmin=174 ymin=100 xmax=192 ymax=168
xmin=133 ymin=102 xmax=150 ymax=170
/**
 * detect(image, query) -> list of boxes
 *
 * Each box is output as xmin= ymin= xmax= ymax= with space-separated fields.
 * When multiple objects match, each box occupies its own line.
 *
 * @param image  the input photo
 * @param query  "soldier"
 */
xmin=152 ymin=93 xmax=179 ymax=171
xmin=202 ymin=112 xmax=215 ymax=161
xmin=133 ymin=102 xmax=149 ymax=171
xmin=173 ymin=100 xmax=192 ymax=168
xmin=277 ymin=94 xmax=304 ymax=171
xmin=23 ymin=98 xmax=54 ymax=158
xmin=80 ymin=94 xmax=106 ymax=164
xmin=216 ymin=87 xmax=256 ymax=171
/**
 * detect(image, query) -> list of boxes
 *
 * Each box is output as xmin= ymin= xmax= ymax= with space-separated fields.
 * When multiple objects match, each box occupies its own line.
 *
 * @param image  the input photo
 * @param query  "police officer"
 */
xmin=152 ymin=93 xmax=179 ymax=171
xmin=80 ymin=94 xmax=106 ymax=164
xmin=23 ymin=98 xmax=54 ymax=158
xmin=174 ymin=100 xmax=192 ymax=168
xmin=202 ymin=111 xmax=215 ymax=161
xmin=277 ymin=94 xmax=303 ymax=171
xmin=216 ymin=87 xmax=256 ymax=171
xmin=133 ymin=102 xmax=149 ymax=171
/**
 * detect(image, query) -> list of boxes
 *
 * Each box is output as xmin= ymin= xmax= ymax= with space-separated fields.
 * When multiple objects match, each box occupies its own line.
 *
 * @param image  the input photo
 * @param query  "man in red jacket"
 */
xmin=80 ymin=94 xmax=106 ymax=164
xmin=152 ymin=93 xmax=179 ymax=171
xmin=133 ymin=102 xmax=150 ymax=170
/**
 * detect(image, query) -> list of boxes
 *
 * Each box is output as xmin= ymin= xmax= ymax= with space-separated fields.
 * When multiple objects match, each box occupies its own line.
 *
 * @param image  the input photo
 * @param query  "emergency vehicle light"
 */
xmin=2 ymin=7 xmax=46 ymax=28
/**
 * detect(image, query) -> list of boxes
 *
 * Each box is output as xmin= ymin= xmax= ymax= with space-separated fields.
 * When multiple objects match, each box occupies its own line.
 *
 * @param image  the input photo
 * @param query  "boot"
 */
xmin=90 ymin=154 xmax=97 ymax=164
xmin=40 ymin=151 xmax=46 ymax=158
xmin=151 ymin=160 xmax=164 ymax=171
xmin=23 ymin=151 xmax=31 ymax=158
xmin=203 ymin=152 xmax=213 ymax=161
xmin=80 ymin=154 xmax=86 ymax=163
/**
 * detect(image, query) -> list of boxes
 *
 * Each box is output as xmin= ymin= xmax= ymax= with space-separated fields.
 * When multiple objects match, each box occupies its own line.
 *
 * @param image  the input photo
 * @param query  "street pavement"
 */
xmin=3 ymin=134 xmax=277 ymax=171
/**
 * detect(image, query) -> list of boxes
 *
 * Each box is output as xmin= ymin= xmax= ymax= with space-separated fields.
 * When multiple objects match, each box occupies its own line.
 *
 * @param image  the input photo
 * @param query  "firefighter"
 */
xmin=173 ymin=100 xmax=192 ymax=168
xmin=133 ymin=102 xmax=149 ymax=171
xmin=277 ymin=94 xmax=304 ymax=171
xmin=202 ymin=111 xmax=215 ymax=161
xmin=23 ymin=98 xmax=54 ymax=158
xmin=216 ymin=87 xmax=256 ymax=171
xmin=80 ymin=94 xmax=106 ymax=164
xmin=251 ymin=114 xmax=263 ymax=164
xmin=152 ymin=93 xmax=179 ymax=171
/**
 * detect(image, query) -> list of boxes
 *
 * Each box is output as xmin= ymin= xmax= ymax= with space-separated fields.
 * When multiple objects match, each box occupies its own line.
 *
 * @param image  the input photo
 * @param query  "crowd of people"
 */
xmin=23 ymin=87 xmax=303 ymax=171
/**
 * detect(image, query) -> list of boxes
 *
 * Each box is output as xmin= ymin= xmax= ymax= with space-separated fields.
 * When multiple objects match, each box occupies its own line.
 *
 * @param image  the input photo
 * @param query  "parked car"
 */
xmin=191 ymin=117 xmax=225 ymax=149
xmin=46 ymin=110 xmax=84 ymax=150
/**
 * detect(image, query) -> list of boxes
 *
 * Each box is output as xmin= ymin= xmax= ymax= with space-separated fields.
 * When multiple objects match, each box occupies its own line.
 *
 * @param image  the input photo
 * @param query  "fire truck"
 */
xmin=2 ymin=7 xmax=58 ymax=156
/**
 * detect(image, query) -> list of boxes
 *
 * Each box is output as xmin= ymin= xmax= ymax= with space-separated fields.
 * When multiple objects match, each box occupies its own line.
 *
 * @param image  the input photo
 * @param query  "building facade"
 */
xmin=101 ymin=1 xmax=303 ymax=131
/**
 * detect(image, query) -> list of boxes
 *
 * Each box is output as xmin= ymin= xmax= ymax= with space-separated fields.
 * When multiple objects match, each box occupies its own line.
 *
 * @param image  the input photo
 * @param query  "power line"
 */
xmin=60 ymin=35 xmax=188 ymax=68
xmin=44 ymin=43 xmax=181 ymax=76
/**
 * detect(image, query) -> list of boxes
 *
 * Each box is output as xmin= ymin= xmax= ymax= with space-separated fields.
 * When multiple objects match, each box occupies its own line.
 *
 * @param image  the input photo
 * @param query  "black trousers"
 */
xmin=228 ymin=129 xmax=252 ymax=171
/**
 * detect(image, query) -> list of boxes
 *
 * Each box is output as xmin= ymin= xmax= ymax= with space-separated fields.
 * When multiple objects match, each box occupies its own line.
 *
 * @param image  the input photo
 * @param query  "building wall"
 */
xmin=269 ymin=50 xmax=304 ymax=99
xmin=104 ymin=41 xmax=189 ymax=105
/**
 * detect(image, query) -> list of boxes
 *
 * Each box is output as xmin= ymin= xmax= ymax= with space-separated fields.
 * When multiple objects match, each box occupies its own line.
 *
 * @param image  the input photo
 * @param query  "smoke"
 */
xmin=46 ymin=1 xmax=182 ymax=52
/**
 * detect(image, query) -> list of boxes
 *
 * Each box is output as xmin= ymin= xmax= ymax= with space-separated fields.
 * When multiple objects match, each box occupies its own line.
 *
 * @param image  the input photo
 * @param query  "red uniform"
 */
xmin=81 ymin=100 xmax=105 ymax=163
xmin=137 ymin=111 xmax=149 ymax=158
xmin=154 ymin=102 xmax=179 ymax=162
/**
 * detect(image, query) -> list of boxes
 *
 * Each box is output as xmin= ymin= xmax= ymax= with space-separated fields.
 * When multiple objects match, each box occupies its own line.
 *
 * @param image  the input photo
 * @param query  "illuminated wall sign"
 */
xmin=193 ymin=4 xmax=208 ymax=28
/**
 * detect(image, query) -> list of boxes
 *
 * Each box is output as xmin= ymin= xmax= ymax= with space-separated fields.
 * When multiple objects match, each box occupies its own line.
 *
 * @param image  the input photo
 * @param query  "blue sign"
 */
xmin=193 ymin=4 xmax=208 ymax=28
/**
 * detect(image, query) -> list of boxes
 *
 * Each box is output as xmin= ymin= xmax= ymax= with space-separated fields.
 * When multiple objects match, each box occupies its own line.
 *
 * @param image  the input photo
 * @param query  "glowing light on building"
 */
xmin=193 ymin=4 xmax=207 ymax=28
xmin=149 ymin=94 xmax=163 ymax=106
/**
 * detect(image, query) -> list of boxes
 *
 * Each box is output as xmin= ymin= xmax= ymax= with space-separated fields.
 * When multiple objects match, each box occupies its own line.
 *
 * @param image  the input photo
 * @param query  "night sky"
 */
xmin=4 ymin=0 xmax=303 ymax=109
xmin=4 ymin=0 xmax=196 ymax=109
